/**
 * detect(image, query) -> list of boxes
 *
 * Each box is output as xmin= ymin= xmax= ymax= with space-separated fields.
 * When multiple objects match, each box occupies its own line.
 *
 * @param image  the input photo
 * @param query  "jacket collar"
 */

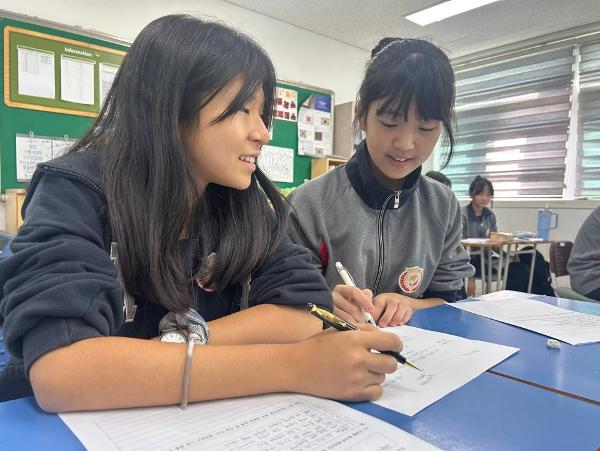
xmin=467 ymin=202 xmax=493 ymax=220
xmin=345 ymin=139 xmax=421 ymax=210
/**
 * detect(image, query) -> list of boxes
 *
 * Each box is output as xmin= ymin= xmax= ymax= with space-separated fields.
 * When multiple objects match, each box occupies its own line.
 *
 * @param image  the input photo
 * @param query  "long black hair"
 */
xmin=355 ymin=38 xmax=456 ymax=168
xmin=72 ymin=15 xmax=285 ymax=312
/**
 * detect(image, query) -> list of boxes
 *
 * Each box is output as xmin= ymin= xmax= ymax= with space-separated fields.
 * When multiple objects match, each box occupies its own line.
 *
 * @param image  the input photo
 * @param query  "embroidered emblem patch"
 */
xmin=196 ymin=252 xmax=217 ymax=292
xmin=398 ymin=266 xmax=424 ymax=293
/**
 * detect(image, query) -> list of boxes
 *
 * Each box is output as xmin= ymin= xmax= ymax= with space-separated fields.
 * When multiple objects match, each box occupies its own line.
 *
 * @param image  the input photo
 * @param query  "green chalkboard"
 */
xmin=269 ymin=82 xmax=334 ymax=189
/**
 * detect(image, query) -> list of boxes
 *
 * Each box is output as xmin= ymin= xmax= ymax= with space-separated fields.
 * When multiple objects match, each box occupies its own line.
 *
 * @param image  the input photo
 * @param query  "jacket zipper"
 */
xmin=373 ymin=190 xmax=400 ymax=295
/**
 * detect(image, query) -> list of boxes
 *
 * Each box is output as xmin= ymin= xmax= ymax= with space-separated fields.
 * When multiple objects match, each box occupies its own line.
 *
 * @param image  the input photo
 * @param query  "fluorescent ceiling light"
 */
xmin=406 ymin=0 xmax=502 ymax=26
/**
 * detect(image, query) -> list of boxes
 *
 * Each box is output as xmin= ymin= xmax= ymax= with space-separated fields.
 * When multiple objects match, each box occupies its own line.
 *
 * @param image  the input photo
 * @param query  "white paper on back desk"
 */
xmin=451 ymin=290 xmax=600 ymax=345
xmin=59 ymin=393 xmax=439 ymax=451
xmin=373 ymin=326 xmax=518 ymax=416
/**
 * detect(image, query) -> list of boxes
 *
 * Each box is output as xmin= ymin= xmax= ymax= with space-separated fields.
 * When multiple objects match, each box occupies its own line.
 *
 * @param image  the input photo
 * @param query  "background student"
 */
xmin=0 ymin=15 xmax=402 ymax=411
xmin=462 ymin=175 xmax=553 ymax=296
xmin=425 ymin=170 xmax=452 ymax=189
xmin=288 ymin=38 xmax=474 ymax=327
xmin=568 ymin=205 xmax=600 ymax=300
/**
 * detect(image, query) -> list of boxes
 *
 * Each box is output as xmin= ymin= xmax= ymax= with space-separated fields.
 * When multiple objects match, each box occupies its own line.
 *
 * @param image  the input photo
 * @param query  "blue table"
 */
xmin=2 ymin=372 xmax=598 ymax=451
xmin=353 ymin=372 xmax=600 ymax=451
xmin=408 ymin=296 xmax=600 ymax=403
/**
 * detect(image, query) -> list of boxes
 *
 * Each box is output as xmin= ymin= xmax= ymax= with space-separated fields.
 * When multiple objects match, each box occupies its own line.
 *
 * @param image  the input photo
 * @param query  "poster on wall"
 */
xmin=274 ymin=87 xmax=297 ymax=122
xmin=297 ymin=94 xmax=332 ymax=156
xmin=16 ymin=134 xmax=77 ymax=181
xmin=17 ymin=46 xmax=55 ymax=99
xmin=257 ymin=145 xmax=294 ymax=183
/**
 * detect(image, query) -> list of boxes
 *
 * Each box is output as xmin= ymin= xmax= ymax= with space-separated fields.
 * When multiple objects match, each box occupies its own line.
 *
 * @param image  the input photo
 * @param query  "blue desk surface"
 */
xmin=352 ymin=372 xmax=600 ymax=451
xmin=408 ymin=296 xmax=600 ymax=403
xmin=2 ymin=373 xmax=599 ymax=451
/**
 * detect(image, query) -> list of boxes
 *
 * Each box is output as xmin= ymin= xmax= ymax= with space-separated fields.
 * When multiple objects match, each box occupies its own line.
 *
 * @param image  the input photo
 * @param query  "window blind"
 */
xmin=442 ymin=47 xmax=574 ymax=197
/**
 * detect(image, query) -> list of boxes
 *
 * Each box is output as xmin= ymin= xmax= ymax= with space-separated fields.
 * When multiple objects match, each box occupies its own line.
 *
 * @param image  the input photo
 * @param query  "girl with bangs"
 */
xmin=288 ymin=38 xmax=474 ymax=327
xmin=0 ymin=16 xmax=402 ymax=411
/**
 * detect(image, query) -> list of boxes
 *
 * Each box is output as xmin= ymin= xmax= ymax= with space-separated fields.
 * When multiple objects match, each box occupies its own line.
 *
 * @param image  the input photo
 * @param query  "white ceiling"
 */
xmin=224 ymin=0 xmax=600 ymax=58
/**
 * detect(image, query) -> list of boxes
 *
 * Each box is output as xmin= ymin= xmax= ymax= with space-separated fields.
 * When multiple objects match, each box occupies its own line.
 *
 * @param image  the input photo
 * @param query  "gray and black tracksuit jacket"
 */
xmin=288 ymin=140 xmax=474 ymax=302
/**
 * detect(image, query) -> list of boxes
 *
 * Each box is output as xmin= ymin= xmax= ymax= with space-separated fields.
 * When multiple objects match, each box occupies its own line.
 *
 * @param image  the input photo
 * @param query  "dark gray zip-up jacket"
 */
xmin=287 ymin=141 xmax=474 ymax=302
xmin=461 ymin=203 xmax=497 ymax=239
xmin=0 ymin=151 xmax=333 ymax=401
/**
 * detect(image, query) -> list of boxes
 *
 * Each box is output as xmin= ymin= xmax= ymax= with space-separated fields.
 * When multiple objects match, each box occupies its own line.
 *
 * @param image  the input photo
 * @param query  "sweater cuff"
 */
xmin=422 ymin=288 xmax=466 ymax=303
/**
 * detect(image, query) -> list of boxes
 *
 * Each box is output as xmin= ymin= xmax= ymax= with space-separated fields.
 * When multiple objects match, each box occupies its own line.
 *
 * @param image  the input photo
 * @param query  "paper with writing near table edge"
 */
xmin=60 ymin=393 xmax=439 ymax=451
xmin=452 ymin=290 xmax=600 ymax=345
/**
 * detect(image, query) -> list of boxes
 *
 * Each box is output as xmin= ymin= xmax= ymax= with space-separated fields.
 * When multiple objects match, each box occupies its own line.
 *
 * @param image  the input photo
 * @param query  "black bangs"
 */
xmin=179 ymin=22 xmax=276 ymax=130
xmin=355 ymin=38 xmax=456 ymax=167
xmin=213 ymin=39 xmax=276 ymax=128
xmin=375 ymin=54 xmax=452 ymax=123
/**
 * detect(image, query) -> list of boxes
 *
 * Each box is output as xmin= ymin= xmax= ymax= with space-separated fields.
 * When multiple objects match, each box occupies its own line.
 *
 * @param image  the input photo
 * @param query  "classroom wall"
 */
xmin=0 ymin=0 xmax=368 ymax=104
xmin=0 ymin=0 xmax=370 ymax=230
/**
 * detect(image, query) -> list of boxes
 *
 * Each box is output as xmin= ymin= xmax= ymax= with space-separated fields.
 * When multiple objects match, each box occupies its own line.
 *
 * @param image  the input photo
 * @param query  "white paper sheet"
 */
xmin=16 ymin=135 xmax=54 ymax=181
xmin=17 ymin=46 xmax=55 ymax=99
xmin=99 ymin=62 xmax=119 ymax=106
xmin=451 ymin=294 xmax=600 ymax=345
xmin=461 ymin=238 xmax=491 ymax=245
xmin=59 ymin=394 xmax=439 ymax=451
xmin=374 ymin=326 xmax=518 ymax=416
xmin=60 ymin=55 xmax=95 ymax=105
xmin=478 ymin=290 xmax=536 ymax=301
xmin=257 ymin=145 xmax=294 ymax=183
xmin=51 ymin=137 xmax=77 ymax=158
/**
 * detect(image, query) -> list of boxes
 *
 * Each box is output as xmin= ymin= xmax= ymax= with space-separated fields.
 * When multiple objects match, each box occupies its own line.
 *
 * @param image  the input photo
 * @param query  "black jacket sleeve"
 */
xmin=249 ymin=231 xmax=333 ymax=311
xmin=0 ymin=172 xmax=123 ymax=374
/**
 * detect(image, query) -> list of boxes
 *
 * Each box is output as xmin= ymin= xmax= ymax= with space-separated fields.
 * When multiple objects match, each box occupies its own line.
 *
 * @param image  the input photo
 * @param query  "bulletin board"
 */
xmin=267 ymin=81 xmax=335 ymax=189
xmin=0 ymin=17 xmax=128 ymax=192
xmin=4 ymin=25 xmax=126 ymax=117
xmin=0 ymin=17 xmax=334 ymax=193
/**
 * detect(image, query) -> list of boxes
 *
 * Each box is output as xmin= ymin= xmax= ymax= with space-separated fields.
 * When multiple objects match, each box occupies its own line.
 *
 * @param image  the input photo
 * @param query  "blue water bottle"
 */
xmin=537 ymin=206 xmax=558 ymax=240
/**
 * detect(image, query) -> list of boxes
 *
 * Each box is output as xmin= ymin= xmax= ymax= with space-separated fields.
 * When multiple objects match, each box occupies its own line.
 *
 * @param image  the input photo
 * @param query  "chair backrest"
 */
xmin=549 ymin=241 xmax=573 ymax=277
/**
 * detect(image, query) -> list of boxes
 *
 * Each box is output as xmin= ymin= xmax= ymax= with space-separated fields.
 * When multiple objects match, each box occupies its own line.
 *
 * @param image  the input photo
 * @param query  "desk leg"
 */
xmin=487 ymin=249 xmax=492 ymax=293
xmin=527 ymin=244 xmax=537 ymax=293
xmin=464 ymin=246 xmax=470 ymax=295
xmin=496 ymin=245 xmax=504 ymax=292
xmin=502 ymin=243 xmax=511 ymax=290
xmin=480 ymin=249 xmax=486 ymax=294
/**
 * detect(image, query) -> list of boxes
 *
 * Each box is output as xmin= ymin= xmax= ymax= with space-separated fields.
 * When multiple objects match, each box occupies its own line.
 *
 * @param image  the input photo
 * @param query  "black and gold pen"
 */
xmin=307 ymin=303 xmax=423 ymax=371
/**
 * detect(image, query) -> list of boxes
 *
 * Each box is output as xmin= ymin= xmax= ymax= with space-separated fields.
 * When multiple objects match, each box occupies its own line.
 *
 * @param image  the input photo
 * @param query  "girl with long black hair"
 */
xmin=0 ymin=15 xmax=400 ymax=411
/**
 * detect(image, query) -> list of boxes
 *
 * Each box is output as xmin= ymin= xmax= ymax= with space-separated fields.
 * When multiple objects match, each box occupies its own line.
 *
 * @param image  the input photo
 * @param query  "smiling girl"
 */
xmin=288 ymin=38 xmax=474 ymax=326
xmin=0 ymin=16 xmax=402 ymax=411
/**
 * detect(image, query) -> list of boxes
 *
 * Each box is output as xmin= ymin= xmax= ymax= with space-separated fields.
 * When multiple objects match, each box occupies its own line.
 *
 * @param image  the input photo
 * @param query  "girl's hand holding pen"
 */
xmin=332 ymin=285 xmax=414 ymax=327
xmin=292 ymin=324 xmax=402 ymax=402
xmin=332 ymin=284 xmax=376 ymax=324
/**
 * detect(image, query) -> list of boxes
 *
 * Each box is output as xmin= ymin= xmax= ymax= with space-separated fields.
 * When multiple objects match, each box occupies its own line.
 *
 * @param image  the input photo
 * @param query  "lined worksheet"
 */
xmin=452 ymin=293 xmax=600 ymax=344
xmin=60 ymin=394 xmax=439 ymax=451
xmin=375 ymin=326 xmax=518 ymax=416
